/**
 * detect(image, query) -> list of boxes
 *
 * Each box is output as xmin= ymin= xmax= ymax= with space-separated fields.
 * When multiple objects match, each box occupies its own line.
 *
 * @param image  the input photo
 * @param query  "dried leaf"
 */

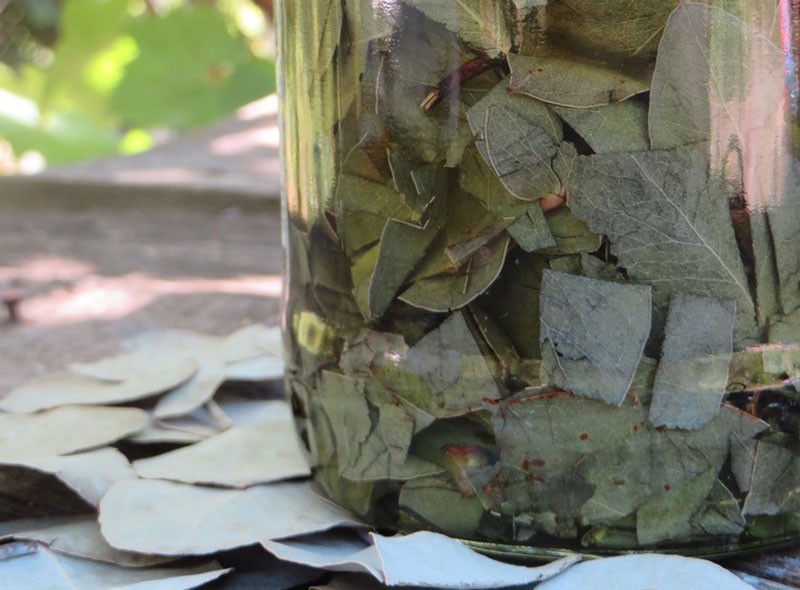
xmin=223 ymin=355 xmax=284 ymax=382
xmin=153 ymin=358 xmax=227 ymax=420
xmin=467 ymin=79 xmax=562 ymax=201
xmin=263 ymin=530 xmax=579 ymax=589
xmin=262 ymin=531 xmax=382 ymax=579
xmin=133 ymin=423 xmax=310 ymax=488
xmin=0 ymin=361 xmax=197 ymax=414
xmin=493 ymin=394 xmax=766 ymax=527
xmin=400 ymin=235 xmax=510 ymax=313
xmin=0 ymin=515 xmax=172 ymax=567
xmin=742 ymin=441 xmax=800 ymax=516
xmin=636 ymin=470 xmax=717 ymax=545
xmin=99 ymin=479 xmax=363 ymax=555
xmin=568 ymin=144 xmax=757 ymax=344
xmin=552 ymin=100 xmax=650 ymax=154
xmin=404 ymin=312 xmax=501 ymax=414
xmin=319 ymin=371 xmax=441 ymax=481
xmin=216 ymin=324 xmax=282 ymax=364
xmin=539 ymin=270 xmax=652 ymax=405
xmin=403 ymin=0 xmax=513 ymax=57
xmin=1 ymin=448 xmax=136 ymax=506
xmin=648 ymin=294 xmax=736 ymax=430
xmin=372 ymin=530 xmax=579 ymax=588
xmin=0 ymin=406 xmax=147 ymax=461
xmin=399 ymin=476 xmax=484 ymax=537
xmin=508 ymin=50 xmax=653 ymax=109
xmin=535 ymin=554 xmax=754 ymax=590
xmin=0 ymin=544 xmax=229 ymax=590
xmin=690 ymin=479 xmax=746 ymax=537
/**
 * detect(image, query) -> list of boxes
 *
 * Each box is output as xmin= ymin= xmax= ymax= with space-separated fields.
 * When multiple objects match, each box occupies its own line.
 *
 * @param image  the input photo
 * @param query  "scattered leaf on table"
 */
xmin=99 ymin=479 xmax=363 ymax=555
xmin=568 ymin=144 xmax=757 ymax=345
xmin=68 ymin=348 xmax=194 ymax=383
xmin=0 ymin=543 xmax=229 ymax=590
xmin=127 ymin=416 xmax=218 ymax=445
xmin=372 ymin=530 xmax=580 ymax=588
xmin=216 ymin=324 xmax=283 ymax=364
xmin=262 ymin=531 xmax=382 ymax=579
xmin=0 ymin=406 xmax=147 ymax=461
xmin=648 ymin=294 xmax=736 ymax=430
xmin=200 ymin=546 xmax=324 ymax=590
xmin=133 ymin=423 xmax=310 ymax=488
xmin=310 ymin=574 xmax=385 ymax=590
xmin=224 ymin=355 xmax=285 ymax=381
xmin=0 ymin=361 xmax=197 ymax=413
xmin=0 ymin=515 xmax=173 ymax=567
xmin=1 ymin=448 xmax=136 ymax=506
xmin=154 ymin=358 xmax=227 ymax=420
xmin=539 ymin=270 xmax=652 ymax=405
xmin=535 ymin=553 xmax=754 ymax=590
xmin=214 ymin=396 xmax=295 ymax=427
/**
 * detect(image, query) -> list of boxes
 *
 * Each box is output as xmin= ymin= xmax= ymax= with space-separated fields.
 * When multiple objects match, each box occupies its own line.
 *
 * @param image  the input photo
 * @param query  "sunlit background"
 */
xmin=0 ymin=0 xmax=276 ymax=174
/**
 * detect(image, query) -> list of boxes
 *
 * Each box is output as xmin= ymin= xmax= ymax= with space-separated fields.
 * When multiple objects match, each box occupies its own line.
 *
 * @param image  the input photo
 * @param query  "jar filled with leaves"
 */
xmin=277 ymin=0 xmax=800 ymax=558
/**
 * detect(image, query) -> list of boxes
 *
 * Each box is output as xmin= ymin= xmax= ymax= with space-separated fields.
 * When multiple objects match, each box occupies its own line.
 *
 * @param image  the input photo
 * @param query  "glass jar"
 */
xmin=277 ymin=0 xmax=800 ymax=558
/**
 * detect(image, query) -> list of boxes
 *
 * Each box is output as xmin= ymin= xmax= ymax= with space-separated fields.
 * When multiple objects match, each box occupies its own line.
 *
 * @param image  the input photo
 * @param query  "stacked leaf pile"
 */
xmin=281 ymin=0 xmax=800 ymax=552
xmin=0 ymin=324 xmax=765 ymax=589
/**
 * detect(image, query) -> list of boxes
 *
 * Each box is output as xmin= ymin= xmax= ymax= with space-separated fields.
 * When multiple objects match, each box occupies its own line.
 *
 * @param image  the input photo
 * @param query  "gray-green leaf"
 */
xmin=568 ymin=144 xmax=757 ymax=345
xmin=539 ymin=270 xmax=652 ymax=405
xmin=648 ymin=293 xmax=736 ymax=430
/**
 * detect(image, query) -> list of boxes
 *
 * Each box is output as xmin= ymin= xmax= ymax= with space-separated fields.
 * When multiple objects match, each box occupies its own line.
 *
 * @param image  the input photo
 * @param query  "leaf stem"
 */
xmin=420 ymin=54 xmax=506 ymax=112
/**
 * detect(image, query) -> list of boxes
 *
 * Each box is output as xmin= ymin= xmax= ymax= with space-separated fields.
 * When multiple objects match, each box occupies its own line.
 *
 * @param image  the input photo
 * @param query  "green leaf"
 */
xmin=400 ymin=312 xmax=501 ymax=416
xmin=648 ymin=294 xmax=736 ymax=430
xmin=336 ymin=174 xmax=419 ymax=257
xmin=400 ymin=235 xmax=510 ymax=313
xmin=111 ymin=6 xmax=275 ymax=129
xmin=507 ymin=50 xmax=652 ymax=109
xmin=636 ymin=470 xmax=716 ymax=545
xmin=467 ymin=79 xmax=562 ymax=201
xmin=399 ymin=476 xmax=485 ymax=537
xmin=375 ymin=8 xmax=467 ymax=163
xmin=536 ymin=0 xmax=673 ymax=61
xmin=540 ymin=208 xmax=602 ymax=256
xmin=742 ymin=441 xmax=800 ymax=516
xmin=493 ymin=393 xmax=765 ymax=527
xmin=506 ymin=205 xmax=556 ymax=252
xmin=539 ymin=270 xmax=652 ymax=406
xmin=690 ymin=479 xmax=746 ymax=537
xmin=476 ymin=252 xmax=546 ymax=359
xmin=403 ymin=0 xmax=513 ymax=57
xmin=568 ymin=144 xmax=757 ymax=345
xmin=318 ymin=371 xmax=442 ymax=481
xmin=373 ymin=218 xmax=442 ymax=319
xmin=552 ymin=100 xmax=650 ymax=154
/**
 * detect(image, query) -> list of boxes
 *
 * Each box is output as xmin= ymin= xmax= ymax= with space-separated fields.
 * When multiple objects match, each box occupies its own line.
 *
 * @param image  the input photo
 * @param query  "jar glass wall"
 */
xmin=277 ymin=0 xmax=800 ymax=557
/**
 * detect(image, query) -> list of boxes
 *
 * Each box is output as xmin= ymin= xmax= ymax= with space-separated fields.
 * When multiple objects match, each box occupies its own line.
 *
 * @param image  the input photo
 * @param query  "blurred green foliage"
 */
xmin=0 ymin=0 xmax=275 ymax=168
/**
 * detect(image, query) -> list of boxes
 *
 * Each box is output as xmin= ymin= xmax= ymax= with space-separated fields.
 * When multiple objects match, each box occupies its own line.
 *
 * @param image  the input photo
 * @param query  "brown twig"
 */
xmin=420 ymin=54 xmax=506 ymax=112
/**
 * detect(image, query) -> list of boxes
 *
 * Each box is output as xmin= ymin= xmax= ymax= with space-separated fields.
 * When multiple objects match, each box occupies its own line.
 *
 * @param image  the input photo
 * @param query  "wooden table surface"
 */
xmin=0 ymin=98 xmax=798 ymax=589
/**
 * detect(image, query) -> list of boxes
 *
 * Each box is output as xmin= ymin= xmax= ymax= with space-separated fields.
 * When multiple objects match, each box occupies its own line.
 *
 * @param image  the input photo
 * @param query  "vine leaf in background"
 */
xmin=539 ymin=270 xmax=652 ymax=405
xmin=110 ymin=6 xmax=275 ymax=129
